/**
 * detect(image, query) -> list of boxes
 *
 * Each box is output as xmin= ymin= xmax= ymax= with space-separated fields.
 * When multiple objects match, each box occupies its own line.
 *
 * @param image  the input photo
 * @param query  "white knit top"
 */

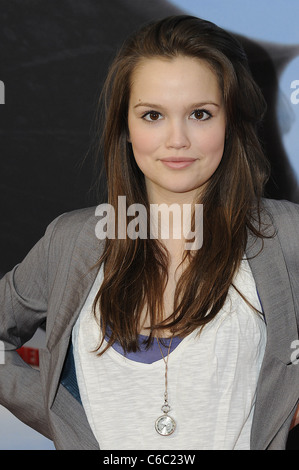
xmin=72 ymin=258 xmax=266 ymax=450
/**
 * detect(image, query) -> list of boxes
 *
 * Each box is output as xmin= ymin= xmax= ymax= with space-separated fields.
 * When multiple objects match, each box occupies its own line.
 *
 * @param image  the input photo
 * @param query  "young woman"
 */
xmin=0 ymin=15 xmax=298 ymax=450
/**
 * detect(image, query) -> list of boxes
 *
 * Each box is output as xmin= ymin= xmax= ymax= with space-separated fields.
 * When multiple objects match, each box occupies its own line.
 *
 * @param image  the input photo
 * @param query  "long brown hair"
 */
xmin=92 ymin=15 xmax=270 ymax=353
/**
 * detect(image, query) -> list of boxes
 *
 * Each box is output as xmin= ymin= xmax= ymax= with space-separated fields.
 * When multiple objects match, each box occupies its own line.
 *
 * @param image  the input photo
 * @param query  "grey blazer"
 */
xmin=0 ymin=198 xmax=299 ymax=450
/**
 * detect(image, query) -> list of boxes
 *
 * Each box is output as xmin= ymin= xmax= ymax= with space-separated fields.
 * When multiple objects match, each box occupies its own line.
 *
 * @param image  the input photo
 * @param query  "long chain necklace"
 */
xmin=155 ymin=336 xmax=176 ymax=436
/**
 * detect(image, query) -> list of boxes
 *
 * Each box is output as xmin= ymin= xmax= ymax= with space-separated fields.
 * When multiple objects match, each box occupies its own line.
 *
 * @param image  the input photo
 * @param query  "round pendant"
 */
xmin=155 ymin=414 xmax=176 ymax=436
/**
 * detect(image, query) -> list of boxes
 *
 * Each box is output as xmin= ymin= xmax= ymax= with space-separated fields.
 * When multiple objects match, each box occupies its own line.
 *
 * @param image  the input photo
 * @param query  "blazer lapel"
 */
xmin=246 ymin=228 xmax=299 ymax=449
xmin=43 ymin=211 xmax=104 ymax=415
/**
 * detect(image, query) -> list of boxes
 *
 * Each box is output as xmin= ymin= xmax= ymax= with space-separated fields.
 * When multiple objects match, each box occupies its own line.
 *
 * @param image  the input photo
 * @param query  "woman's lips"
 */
xmin=160 ymin=158 xmax=196 ymax=169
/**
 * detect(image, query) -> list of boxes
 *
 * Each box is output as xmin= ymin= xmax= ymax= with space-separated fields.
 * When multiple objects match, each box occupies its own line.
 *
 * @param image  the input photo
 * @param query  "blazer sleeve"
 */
xmin=0 ymin=215 xmax=64 ymax=440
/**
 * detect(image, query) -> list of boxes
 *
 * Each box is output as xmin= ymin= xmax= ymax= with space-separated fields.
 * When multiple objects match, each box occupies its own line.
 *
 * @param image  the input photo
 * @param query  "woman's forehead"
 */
xmin=129 ymin=56 xmax=222 ymax=106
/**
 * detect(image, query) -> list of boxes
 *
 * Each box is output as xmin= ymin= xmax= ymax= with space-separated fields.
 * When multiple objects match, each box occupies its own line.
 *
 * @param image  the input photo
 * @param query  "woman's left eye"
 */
xmin=190 ymin=109 xmax=212 ymax=121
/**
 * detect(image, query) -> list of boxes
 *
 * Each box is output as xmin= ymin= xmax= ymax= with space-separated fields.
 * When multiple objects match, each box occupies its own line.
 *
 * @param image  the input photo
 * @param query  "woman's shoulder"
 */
xmin=40 ymin=206 xmax=100 ymax=260
xmin=260 ymin=198 xmax=299 ymax=234
xmin=46 ymin=206 xmax=97 ymax=238
xmin=259 ymin=198 xmax=299 ymax=261
xmin=261 ymin=197 xmax=299 ymax=218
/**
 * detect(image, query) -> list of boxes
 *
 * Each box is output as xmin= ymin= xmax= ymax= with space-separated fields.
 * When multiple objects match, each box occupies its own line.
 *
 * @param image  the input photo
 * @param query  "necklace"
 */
xmin=155 ymin=336 xmax=176 ymax=436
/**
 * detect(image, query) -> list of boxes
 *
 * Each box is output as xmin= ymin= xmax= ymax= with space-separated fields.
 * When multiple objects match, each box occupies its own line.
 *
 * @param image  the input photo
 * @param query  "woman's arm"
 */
xmin=0 ymin=215 xmax=63 ymax=439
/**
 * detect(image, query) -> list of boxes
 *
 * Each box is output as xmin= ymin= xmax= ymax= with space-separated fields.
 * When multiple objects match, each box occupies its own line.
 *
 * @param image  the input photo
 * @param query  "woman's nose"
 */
xmin=165 ymin=121 xmax=191 ymax=149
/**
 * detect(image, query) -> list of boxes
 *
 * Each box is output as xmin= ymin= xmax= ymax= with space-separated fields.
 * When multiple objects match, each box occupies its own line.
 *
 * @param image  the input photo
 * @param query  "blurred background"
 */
xmin=0 ymin=0 xmax=298 ymax=450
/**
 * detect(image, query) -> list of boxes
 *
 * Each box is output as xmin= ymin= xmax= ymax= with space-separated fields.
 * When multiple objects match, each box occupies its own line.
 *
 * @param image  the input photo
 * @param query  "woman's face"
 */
xmin=127 ymin=56 xmax=226 ymax=204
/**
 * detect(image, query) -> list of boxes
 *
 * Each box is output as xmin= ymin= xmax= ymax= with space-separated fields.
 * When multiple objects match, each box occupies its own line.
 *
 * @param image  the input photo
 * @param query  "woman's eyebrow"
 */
xmin=133 ymin=102 xmax=162 ymax=109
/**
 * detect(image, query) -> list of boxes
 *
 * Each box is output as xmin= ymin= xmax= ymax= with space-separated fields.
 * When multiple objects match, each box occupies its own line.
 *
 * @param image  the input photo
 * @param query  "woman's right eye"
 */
xmin=142 ymin=111 xmax=162 ymax=122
